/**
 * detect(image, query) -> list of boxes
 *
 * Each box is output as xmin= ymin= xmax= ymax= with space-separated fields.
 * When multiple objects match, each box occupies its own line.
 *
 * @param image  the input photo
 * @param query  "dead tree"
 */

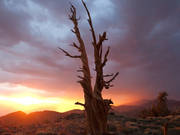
xmin=59 ymin=1 xmax=119 ymax=135
xmin=163 ymin=122 xmax=168 ymax=135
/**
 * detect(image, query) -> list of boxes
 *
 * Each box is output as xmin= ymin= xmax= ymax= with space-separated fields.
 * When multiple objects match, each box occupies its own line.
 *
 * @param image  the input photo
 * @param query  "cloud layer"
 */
xmin=0 ymin=0 xmax=180 ymax=109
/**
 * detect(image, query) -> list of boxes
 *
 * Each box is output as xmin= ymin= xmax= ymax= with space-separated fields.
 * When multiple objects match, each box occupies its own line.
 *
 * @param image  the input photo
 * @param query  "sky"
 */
xmin=0 ymin=0 xmax=180 ymax=115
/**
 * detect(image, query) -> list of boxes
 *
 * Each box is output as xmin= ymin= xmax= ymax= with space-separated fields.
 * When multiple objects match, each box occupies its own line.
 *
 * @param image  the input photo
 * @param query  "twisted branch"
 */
xmin=70 ymin=42 xmax=81 ymax=52
xmin=104 ymin=72 xmax=119 ymax=89
xmin=102 ymin=46 xmax=110 ymax=67
xmin=81 ymin=0 xmax=97 ymax=46
xmin=75 ymin=102 xmax=85 ymax=107
xmin=59 ymin=47 xmax=81 ymax=58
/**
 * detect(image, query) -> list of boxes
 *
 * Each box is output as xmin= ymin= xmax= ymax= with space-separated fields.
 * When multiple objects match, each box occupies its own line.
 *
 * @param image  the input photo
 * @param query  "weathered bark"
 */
xmin=163 ymin=122 xmax=168 ymax=135
xmin=59 ymin=1 xmax=118 ymax=134
xmin=85 ymin=98 xmax=108 ymax=134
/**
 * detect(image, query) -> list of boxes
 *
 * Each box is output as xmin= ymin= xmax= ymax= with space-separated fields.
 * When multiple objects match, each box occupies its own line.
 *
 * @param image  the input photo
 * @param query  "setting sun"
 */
xmin=15 ymin=96 xmax=48 ymax=106
xmin=0 ymin=94 xmax=83 ymax=114
xmin=0 ymin=83 xmax=83 ymax=115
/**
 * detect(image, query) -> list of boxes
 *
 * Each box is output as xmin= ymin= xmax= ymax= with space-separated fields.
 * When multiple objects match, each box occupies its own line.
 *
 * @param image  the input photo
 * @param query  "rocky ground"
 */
xmin=0 ymin=111 xmax=180 ymax=135
xmin=108 ymin=112 xmax=180 ymax=135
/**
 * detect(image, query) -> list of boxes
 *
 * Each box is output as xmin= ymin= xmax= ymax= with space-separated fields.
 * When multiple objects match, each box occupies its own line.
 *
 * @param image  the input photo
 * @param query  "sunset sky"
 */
xmin=0 ymin=0 xmax=180 ymax=116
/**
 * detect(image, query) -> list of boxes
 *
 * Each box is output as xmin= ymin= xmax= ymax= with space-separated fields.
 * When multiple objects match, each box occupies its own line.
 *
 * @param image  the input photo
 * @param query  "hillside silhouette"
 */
xmin=0 ymin=100 xmax=180 ymax=135
xmin=113 ymin=99 xmax=180 ymax=117
xmin=0 ymin=110 xmax=83 ymax=126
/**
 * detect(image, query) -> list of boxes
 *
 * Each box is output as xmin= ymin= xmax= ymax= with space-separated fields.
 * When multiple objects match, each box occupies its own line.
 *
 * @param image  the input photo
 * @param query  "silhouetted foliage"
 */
xmin=153 ymin=91 xmax=169 ymax=117
xmin=139 ymin=91 xmax=170 ymax=118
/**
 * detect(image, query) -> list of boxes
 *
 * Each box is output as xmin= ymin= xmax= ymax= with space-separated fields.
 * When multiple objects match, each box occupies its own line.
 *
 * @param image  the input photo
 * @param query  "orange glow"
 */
xmin=102 ymin=90 xmax=141 ymax=106
xmin=0 ymin=95 xmax=83 ymax=113
xmin=0 ymin=96 xmax=59 ymax=106
xmin=0 ymin=83 xmax=83 ymax=115
xmin=0 ymin=95 xmax=83 ymax=114
xmin=0 ymin=83 xmax=142 ymax=116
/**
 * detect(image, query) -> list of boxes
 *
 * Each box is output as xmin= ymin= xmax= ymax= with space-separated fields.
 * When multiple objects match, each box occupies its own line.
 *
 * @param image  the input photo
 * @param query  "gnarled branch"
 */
xmin=75 ymin=102 xmax=85 ymax=107
xmin=77 ymin=67 xmax=83 ymax=72
xmin=70 ymin=42 xmax=81 ymax=52
xmin=68 ymin=2 xmax=93 ymax=98
xmin=77 ymin=75 xmax=85 ymax=80
xmin=81 ymin=0 xmax=97 ymax=46
xmin=105 ymin=72 xmax=119 ymax=84
xmin=104 ymin=72 xmax=119 ymax=89
xmin=102 ymin=46 xmax=110 ymax=67
xmin=59 ymin=47 xmax=81 ymax=58
xmin=69 ymin=4 xmax=77 ymax=22
xmin=97 ymin=32 xmax=108 ymax=47
xmin=103 ymin=73 xmax=114 ymax=78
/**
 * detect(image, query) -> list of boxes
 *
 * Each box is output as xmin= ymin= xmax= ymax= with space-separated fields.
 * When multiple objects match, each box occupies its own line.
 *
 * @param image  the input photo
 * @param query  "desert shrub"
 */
xmin=120 ymin=127 xmax=133 ymax=135
xmin=167 ymin=128 xmax=180 ymax=135
xmin=153 ymin=92 xmax=170 ymax=116
xmin=172 ymin=107 xmax=180 ymax=115
xmin=107 ymin=124 xmax=117 ymax=132
xmin=139 ymin=92 xmax=170 ymax=118
xmin=171 ymin=120 xmax=180 ymax=127
xmin=139 ymin=108 xmax=151 ymax=118
xmin=65 ymin=113 xmax=84 ymax=120
xmin=36 ymin=132 xmax=57 ymax=135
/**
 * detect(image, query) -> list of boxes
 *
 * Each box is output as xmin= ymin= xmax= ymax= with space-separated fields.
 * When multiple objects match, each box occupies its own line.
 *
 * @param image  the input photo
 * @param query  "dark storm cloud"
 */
xmin=0 ymin=0 xmax=180 ymax=100
xmin=0 ymin=0 xmax=78 ymax=92
xmin=0 ymin=0 xmax=31 ymax=46
xmin=107 ymin=0 xmax=180 ymax=98
xmin=111 ymin=0 xmax=180 ymax=64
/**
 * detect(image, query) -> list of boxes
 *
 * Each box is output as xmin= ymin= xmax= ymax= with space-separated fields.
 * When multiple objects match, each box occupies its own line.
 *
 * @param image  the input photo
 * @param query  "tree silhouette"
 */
xmin=156 ymin=91 xmax=169 ymax=116
xmin=139 ymin=91 xmax=170 ymax=118
xmin=150 ymin=91 xmax=169 ymax=117
xmin=59 ymin=0 xmax=118 ymax=134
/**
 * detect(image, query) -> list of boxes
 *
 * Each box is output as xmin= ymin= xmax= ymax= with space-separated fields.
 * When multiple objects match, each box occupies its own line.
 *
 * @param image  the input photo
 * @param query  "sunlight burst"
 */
xmin=0 ymin=96 xmax=60 ymax=106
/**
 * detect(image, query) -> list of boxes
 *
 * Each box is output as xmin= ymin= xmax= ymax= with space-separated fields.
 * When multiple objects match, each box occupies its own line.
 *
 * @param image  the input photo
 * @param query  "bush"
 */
xmin=139 ymin=91 xmax=170 ymax=118
xmin=36 ymin=132 xmax=57 ymax=135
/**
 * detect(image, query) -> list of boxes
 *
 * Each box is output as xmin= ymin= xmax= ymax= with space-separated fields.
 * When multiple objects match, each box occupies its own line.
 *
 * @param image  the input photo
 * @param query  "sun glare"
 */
xmin=0 ymin=95 xmax=83 ymax=114
xmin=0 ymin=95 xmax=60 ymax=106
xmin=0 ymin=83 xmax=83 ymax=114
xmin=15 ymin=96 xmax=43 ymax=106
xmin=10 ymin=96 xmax=59 ymax=106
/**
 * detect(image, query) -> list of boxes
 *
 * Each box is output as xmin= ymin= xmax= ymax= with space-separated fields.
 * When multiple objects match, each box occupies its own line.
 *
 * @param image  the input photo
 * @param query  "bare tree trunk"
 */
xmin=163 ymin=123 xmax=168 ymax=135
xmin=77 ymin=95 xmax=109 ymax=135
xmin=60 ymin=1 xmax=118 ymax=135
xmin=85 ymin=97 xmax=109 ymax=135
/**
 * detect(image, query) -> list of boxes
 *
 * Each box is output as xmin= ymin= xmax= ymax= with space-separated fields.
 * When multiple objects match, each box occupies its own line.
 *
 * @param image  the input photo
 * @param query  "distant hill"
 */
xmin=0 ymin=109 xmax=83 ymax=126
xmin=112 ymin=99 xmax=180 ymax=117
xmin=0 ymin=111 xmax=26 ymax=126
xmin=0 ymin=99 xmax=179 ymax=126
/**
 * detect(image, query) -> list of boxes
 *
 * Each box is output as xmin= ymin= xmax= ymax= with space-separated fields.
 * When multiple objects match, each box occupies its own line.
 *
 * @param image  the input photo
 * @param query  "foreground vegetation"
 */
xmin=0 ymin=110 xmax=180 ymax=135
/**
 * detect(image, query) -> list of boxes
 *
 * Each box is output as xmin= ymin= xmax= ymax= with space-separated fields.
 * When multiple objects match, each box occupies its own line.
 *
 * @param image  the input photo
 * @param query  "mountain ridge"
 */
xmin=0 ymin=99 xmax=179 ymax=126
xmin=112 ymin=99 xmax=180 ymax=116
